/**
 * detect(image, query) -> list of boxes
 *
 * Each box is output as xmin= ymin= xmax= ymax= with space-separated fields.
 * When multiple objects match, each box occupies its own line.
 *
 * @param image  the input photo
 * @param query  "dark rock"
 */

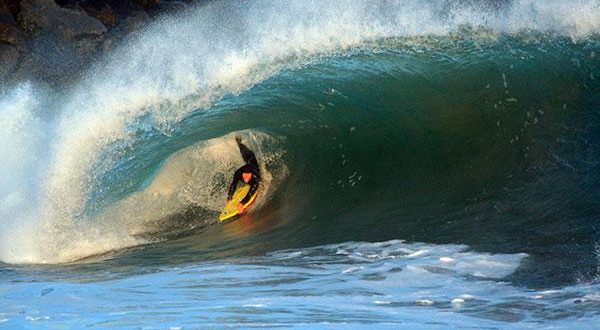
xmin=0 ymin=0 xmax=23 ymax=45
xmin=0 ymin=22 xmax=21 ymax=45
xmin=15 ymin=28 xmax=81 ymax=83
xmin=88 ymin=4 xmax=118 ymax=28
xmin=73 ymin=34 xmax=100 ymax=58
xmin=123 ymin=9 xmax=150 ymax=32
xmin=0 ymin=2 xmax=15 ymax=25
xmin=18 ymin=0 xmax=107 ymax=39
xmin=100 ymin=9 xmax=149 ymax=52
xmin=4 ymin=0 xmax=190 ymax=85
xmin=0 ymin=44 xmax=19 ymax=77
xmin=152 ymin=0 xmax=188 ymax=16
xmin=0 ymin=11 xmax=10 ymax=24
xmin=57 ymin=0 xmax=145 ymax=16
xmin=135 ymin=0 xmax=160 ymax=9
xmin=0 ymin=0 xmax=21 ymax=17
xmin=10 ymin=0 xmax=109 ymax=83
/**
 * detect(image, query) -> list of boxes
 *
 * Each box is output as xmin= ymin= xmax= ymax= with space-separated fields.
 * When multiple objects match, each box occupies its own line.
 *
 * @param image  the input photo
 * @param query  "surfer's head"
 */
xmin=242 ymin=172 xmax=252 ymax=183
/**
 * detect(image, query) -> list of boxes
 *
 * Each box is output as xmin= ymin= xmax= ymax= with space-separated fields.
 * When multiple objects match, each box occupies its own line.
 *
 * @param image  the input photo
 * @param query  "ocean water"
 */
xmin=1 ymin=0 xmax=599 ymax=328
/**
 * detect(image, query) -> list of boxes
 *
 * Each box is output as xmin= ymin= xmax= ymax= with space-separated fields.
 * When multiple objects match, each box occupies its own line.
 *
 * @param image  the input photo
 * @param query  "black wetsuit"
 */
xmin=227 ymin=140 xmax=260 ymax=204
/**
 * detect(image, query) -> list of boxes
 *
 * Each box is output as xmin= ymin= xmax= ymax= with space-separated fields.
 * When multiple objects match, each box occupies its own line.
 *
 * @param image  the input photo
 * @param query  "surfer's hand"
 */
xmin=237 ymin=203 xmax=244 ymax=214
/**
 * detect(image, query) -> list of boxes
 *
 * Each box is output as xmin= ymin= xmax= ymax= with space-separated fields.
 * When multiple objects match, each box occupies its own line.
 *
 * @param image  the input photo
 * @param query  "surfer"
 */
xmin=227 ymin=137 xmax=261 ymax=214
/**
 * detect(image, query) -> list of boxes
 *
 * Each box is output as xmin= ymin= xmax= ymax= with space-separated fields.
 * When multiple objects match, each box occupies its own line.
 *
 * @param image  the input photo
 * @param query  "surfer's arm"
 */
xmin=236 ymin=138 xmax=259 ymax=169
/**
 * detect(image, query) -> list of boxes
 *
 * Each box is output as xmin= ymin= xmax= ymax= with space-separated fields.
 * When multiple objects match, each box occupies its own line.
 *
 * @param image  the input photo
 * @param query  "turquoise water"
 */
xmin=1 ymin=0 xmax=599 ymax=328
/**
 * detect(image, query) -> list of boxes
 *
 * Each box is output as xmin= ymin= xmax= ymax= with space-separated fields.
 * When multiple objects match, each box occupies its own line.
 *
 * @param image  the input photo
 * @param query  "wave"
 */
xmin=0 ymin=0 xmax=599 ymax=264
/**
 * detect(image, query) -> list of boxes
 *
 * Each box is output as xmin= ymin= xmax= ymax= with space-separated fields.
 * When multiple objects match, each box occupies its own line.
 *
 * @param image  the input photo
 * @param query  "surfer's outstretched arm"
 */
xmin=236 ymin=137 xmax=259 ymax=170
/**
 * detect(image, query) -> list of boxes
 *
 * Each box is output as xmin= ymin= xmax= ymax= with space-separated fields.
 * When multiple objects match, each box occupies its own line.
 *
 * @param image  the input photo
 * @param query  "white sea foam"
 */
xmin=0 ymin=240 xmax=546 ymax=328
xmin=0 ymin=84 xmax=51 ymax=263
xmin=451 ymin=298 xmax=465 ymax=307
xmin=416 ymin=299 xmax=434 ymax=306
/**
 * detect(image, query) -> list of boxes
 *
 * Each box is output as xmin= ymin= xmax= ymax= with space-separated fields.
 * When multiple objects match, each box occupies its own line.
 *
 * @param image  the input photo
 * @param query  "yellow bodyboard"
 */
xmin=219 ymin=184 xmax=258 ymax=222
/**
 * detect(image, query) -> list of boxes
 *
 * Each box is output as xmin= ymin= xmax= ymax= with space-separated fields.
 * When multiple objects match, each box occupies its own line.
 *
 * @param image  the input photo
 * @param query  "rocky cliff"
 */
xmin=0 ymin=0 xmax=191 ymax=86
